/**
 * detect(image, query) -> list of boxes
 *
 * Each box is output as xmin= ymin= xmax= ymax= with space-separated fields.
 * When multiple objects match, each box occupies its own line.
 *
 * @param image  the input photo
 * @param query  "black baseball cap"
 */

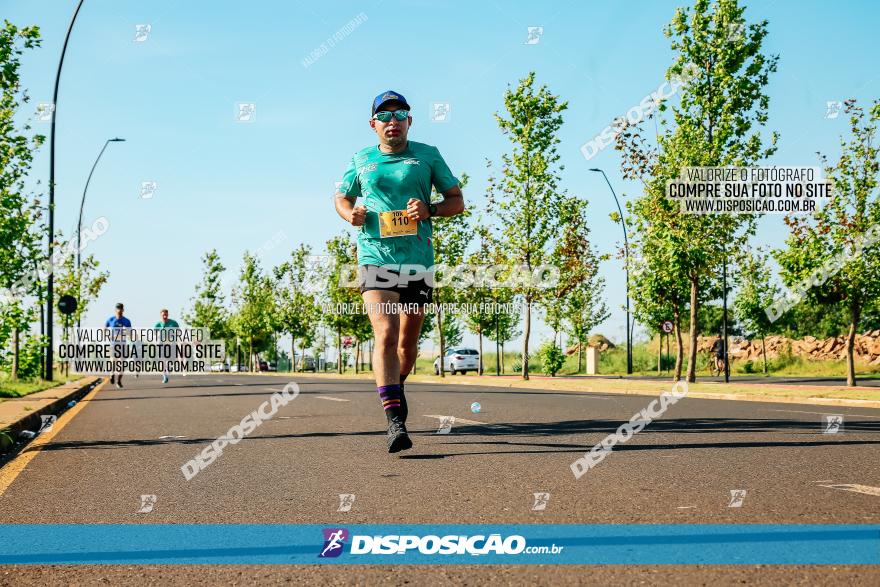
xmin=115 ymin=303 xmax=124 ymax=310
xmin=372 ymin=90 xmax=410 ymax=115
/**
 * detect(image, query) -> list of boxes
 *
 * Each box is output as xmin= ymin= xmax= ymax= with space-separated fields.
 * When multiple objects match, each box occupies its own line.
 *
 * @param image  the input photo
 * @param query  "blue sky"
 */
xmin=6 ymin=0 xmax=878 ymax=354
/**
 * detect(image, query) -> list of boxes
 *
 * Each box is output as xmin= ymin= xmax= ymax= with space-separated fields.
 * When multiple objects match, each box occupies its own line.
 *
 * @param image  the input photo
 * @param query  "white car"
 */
xmin=210 ymin=362 xmax=229 ymax=372
xmin=229 ymin=364 xmax=249 ymax=373
xmin=434 ymin=348 xmax=480 ymax=375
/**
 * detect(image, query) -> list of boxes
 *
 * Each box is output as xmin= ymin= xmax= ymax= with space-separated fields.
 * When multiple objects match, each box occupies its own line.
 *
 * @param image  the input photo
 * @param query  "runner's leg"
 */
xmin=397 ymin=306 xmax=426 ymax=422
xmin=363 ymin=289 xmax=412 ymax=453
xmin=364 ymin=289 xmax=402 ymax=386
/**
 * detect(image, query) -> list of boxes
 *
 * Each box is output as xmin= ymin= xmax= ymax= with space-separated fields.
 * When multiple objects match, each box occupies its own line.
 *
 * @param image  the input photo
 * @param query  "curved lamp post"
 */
xmin=76 ymin=137 xmax=125 ymax=328
xmin=590 ymin=168 xmax=633 ymax=375
xmin=45 ymin=0 xmax=86 ymax=381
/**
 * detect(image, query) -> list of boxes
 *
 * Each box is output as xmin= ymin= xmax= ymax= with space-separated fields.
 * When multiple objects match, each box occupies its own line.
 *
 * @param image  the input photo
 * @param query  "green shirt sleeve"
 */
xmin=430 ymin=147 xmax=459 ymax=194
xmin=339 ymin=157 xmax=362 ymax=199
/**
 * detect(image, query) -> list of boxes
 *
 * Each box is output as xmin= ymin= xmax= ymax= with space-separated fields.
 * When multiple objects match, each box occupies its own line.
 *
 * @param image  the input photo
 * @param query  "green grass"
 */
xmin=0 ymin=371 xmax=78 ymax=399
xmin=413 ymin=342 xmax=880 ymax=379
xmin=570 ymin=341 xmax=880 ymax=378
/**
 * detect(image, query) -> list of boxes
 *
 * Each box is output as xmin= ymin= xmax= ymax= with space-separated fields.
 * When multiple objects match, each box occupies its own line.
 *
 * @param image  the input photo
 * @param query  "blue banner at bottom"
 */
xmin=0 ymin=525 xmax=877 ymax=565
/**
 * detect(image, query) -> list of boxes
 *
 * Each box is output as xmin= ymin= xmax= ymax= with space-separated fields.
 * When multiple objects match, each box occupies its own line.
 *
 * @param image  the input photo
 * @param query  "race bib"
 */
xmin=378 ymin=210 xmax=417 ymax=238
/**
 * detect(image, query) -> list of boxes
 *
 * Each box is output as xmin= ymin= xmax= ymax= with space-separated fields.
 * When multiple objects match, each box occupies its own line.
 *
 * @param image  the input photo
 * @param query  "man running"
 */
xmin=334 ymin=90 xmax=464 ymax=453
xmin=105 ymin=302 xmax=132 ymax=389
xmin=155 ymin=308 xmax=179 ymax=384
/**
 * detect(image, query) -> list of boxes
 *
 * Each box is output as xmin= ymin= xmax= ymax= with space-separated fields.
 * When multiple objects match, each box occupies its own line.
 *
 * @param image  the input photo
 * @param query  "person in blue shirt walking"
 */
xmin=105 ymin=302 xmax=132 ymax=388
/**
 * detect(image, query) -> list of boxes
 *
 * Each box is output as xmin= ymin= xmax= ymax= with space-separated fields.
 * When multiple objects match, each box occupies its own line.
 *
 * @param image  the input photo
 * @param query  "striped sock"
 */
xmin=378 ymin=384 xmax=402 ymax=411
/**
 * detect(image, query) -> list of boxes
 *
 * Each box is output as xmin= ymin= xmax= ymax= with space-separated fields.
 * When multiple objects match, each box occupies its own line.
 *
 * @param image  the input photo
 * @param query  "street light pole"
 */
xmin=45 ymin=0 xmax=86 ymax=381
xmin=590 ymin=168 xmax=632 ymax=375
xmin=76 ymin=138 xmax=124 ymax=328
xmin=722 ymin=242 xmax=730 ymax=383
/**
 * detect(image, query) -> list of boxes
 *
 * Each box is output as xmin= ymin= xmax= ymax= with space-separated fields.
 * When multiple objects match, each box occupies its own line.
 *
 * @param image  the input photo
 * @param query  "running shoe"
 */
xmin=386 ymin=410 xmax=412 ymax=453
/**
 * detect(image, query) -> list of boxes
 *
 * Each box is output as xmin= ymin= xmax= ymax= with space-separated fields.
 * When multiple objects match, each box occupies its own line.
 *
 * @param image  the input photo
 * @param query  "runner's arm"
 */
xmin=431 ymin=185 xmax=465 ymax=217
xmin=334 ymin=192 xmax=365 ymax=225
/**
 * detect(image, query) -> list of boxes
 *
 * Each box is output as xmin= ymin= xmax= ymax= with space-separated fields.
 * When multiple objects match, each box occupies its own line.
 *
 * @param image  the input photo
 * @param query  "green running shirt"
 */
xmin=339 ymin=140 xmax=459 ymax=268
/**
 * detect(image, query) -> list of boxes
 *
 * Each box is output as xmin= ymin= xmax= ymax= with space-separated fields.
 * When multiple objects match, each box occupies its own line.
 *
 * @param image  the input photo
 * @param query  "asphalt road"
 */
xmin=1 ymin=374 xmax=879 ymax=585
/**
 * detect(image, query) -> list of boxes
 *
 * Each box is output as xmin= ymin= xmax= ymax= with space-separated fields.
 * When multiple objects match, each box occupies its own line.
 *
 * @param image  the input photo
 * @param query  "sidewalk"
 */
xmin=0 ymin=377 xmax=98 ymax=433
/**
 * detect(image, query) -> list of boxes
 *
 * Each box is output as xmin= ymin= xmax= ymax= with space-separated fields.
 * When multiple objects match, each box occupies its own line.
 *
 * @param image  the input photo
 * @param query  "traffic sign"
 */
xmin=661 ymin=320 xmax=673 ymax=334
xmin=58 ymin=295 xmax=78 ymax=316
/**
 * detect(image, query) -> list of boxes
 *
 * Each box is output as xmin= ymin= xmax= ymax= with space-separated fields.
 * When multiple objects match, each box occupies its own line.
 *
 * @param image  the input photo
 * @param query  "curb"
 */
xmin=404 ymin=375 xmax=880 ymax=409
xmin=0 ymin=377 xmax=102 ymax=457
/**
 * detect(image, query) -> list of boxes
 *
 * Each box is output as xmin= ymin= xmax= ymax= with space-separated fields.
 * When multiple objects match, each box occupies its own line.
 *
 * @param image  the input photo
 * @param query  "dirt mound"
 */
xmin=566 ymin=334 xmax=616 ymax=355
xmin=697 ymin=330 xmax=880 ymax=364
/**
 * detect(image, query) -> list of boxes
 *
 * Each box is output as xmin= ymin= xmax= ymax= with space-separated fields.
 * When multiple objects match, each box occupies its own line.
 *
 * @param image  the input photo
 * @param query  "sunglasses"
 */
xmin=372 ymin=109 xmax=409 ymax=123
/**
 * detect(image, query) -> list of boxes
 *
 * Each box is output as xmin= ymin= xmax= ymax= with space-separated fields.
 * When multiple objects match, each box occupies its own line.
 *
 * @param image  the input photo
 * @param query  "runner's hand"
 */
xmin=406 ymin=198 xmax=428 ymax=221
xmin=350 ymin=205 xmax=367 ymax=226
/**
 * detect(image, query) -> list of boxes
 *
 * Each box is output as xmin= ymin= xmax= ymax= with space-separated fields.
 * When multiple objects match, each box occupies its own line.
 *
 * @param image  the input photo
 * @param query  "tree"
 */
xmin=430 ymin=173 xmax=471 ymax=377
xmin=323 ymin=233 xmax=360 ymax=374
xmin=230 ymin=253 xmax=275 ymax=370
xmin=54 ymin=247 xmax=109 ymax=334
xmin=0 ymin=22 xmax=44 ymax=379
xmin=469 ymin=223 xmax=521 ymax=375
xmin=539 ymin=196 xmax=609 ymax=368
xmin=628 ymin=235 xmax=691 ymax=380
xmin=487 ymin=295 xmax=521 ymax=375
xmin=733 ymin=247 xmax=779 ymax=374
xmin=461 ymin=224 xmax=498 ymax=375
xmin=274 ymin=245 xmax=320 ymax=372
xmin=487 ymin=72 xmax=568 ymax=380
xmin=565 ymin=283 xmax=610 ymax=375
xmin=184 ymin=250 xmax=230 ymax=343
xmin=54 ymin=244 xmax=108 ymax=375
xmin=432 ymin=313 xmax=463 ymax=350
xmin=775 ymin=100 xmax=880 ymax=386
xmin=617 ymin=0 xmax=778 ymax=382
xmin=350 ymin=313 xmax=373 ymax=374
xmin=413 ymin=306 xmax=435 ymax=374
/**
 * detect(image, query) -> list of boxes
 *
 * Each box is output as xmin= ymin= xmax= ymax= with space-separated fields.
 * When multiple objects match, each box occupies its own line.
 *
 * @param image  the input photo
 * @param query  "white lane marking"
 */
xmin=314 ymin=395 xmax=350 ymax=402
xmin=423 ymin=414 xmax=487 ymax=425
xmin=818 ymin=483 xmax=880 ymax=497
xmin=158 ymin=435 xmax=187 ymax=440
xmin=676 ymin=506 xmax=696 ymax=509
xmin=764 ymin=409 xmax=880 ymax=419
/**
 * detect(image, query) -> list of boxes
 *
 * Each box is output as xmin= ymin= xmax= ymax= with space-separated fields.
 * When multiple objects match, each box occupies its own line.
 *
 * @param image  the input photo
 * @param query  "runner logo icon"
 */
xmin=319 ymin=528 xmax=349 ymax=558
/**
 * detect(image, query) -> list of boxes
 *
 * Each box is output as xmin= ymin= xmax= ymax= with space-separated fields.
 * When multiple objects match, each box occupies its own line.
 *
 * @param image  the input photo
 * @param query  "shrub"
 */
xmin=536 ymin=341 xmax=565 ymax=377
